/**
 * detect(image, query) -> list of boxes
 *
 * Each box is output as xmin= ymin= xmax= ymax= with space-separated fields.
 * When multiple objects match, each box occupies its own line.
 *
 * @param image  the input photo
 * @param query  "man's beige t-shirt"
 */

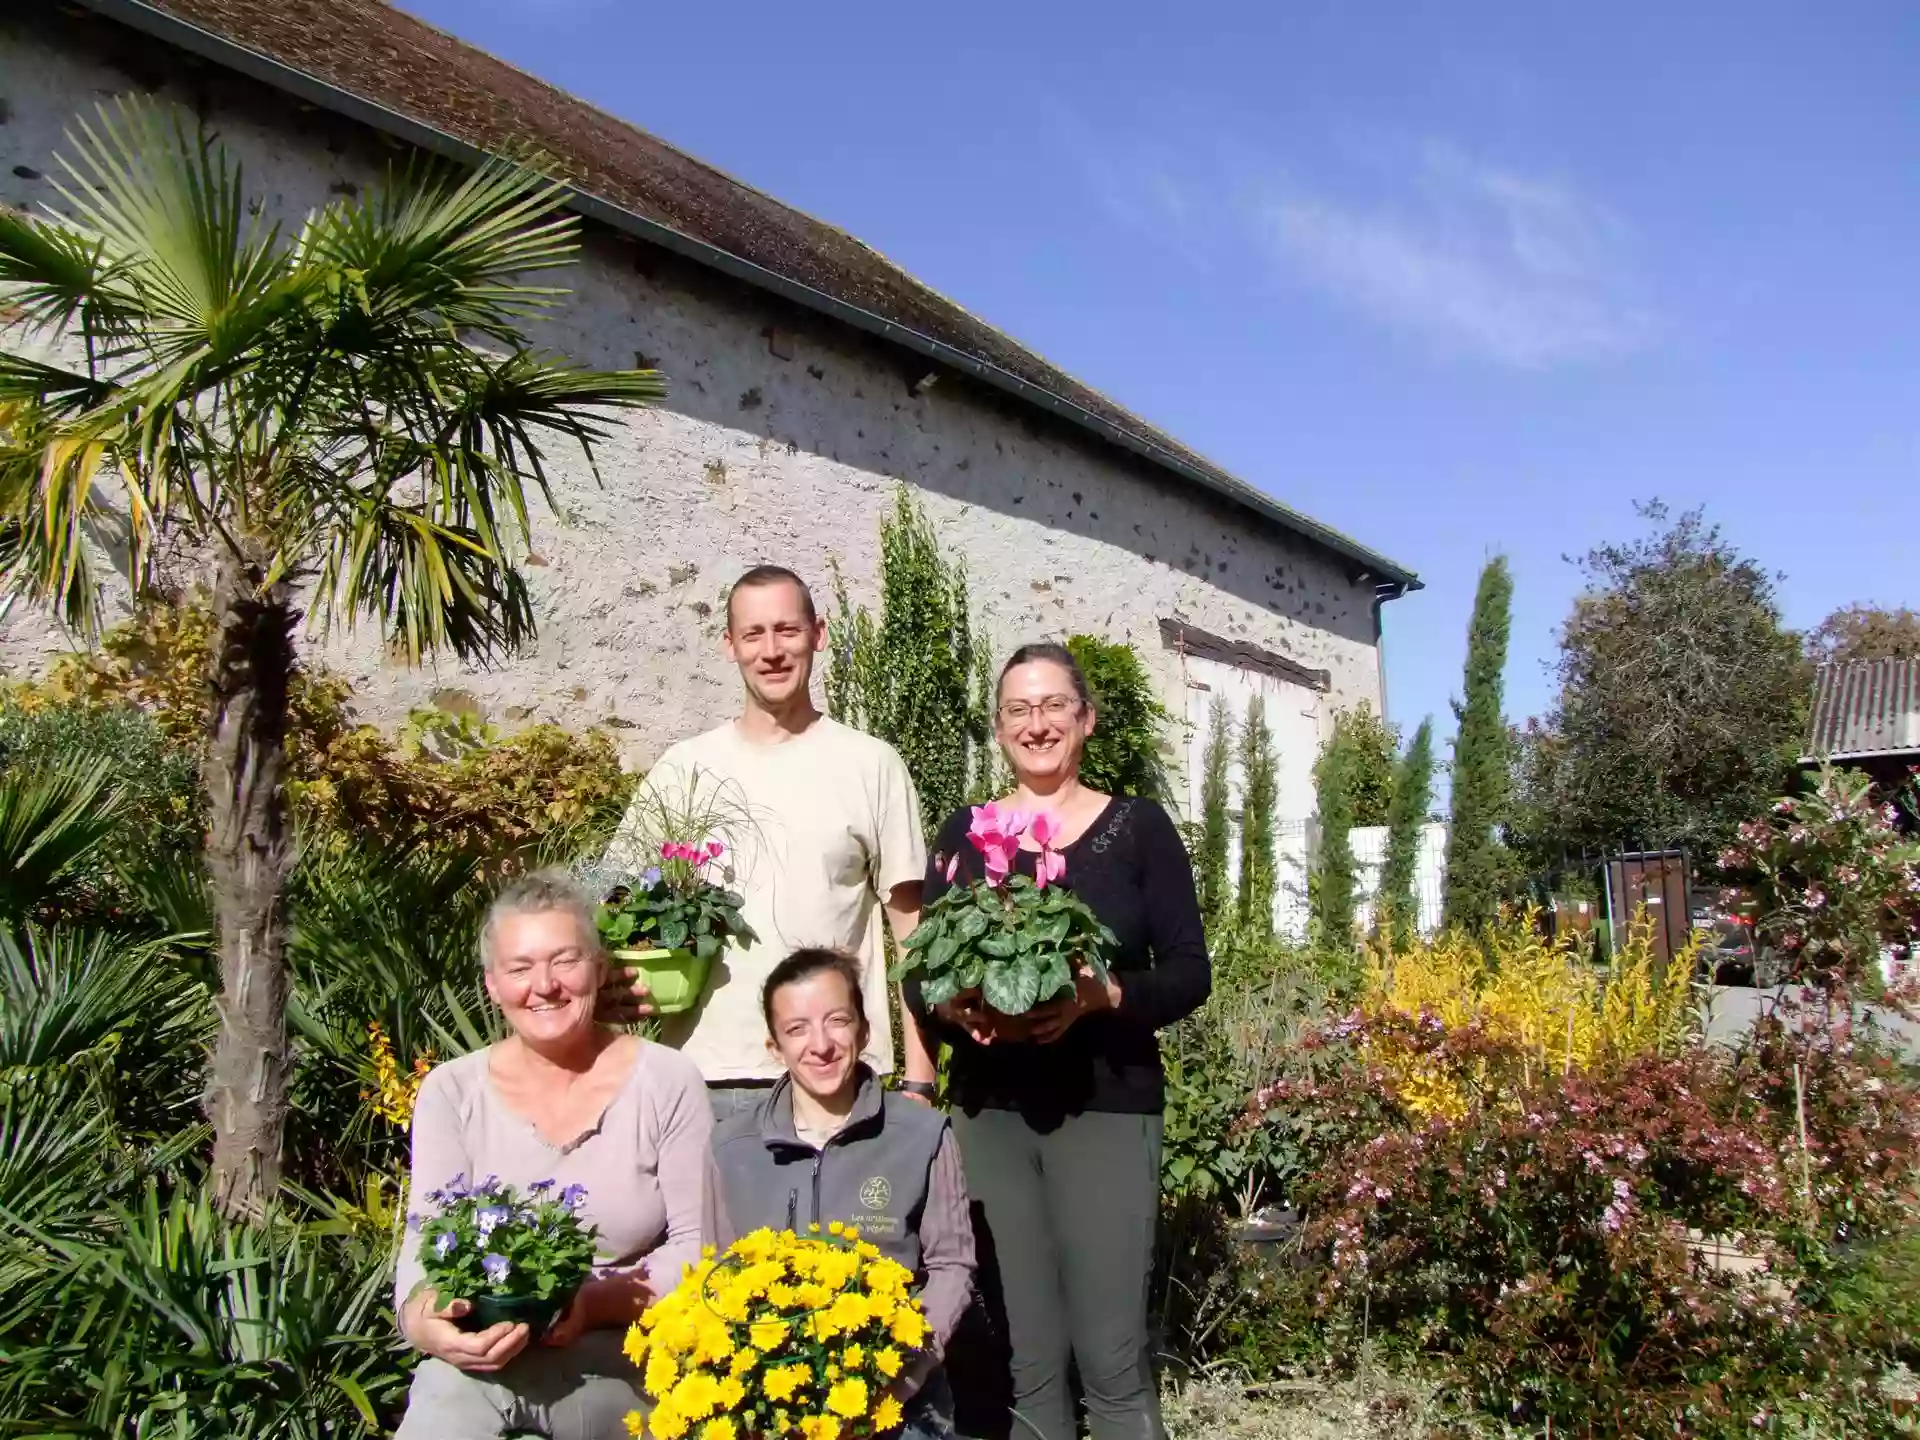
xmin=608 ymin=717 xmax=927 ymax=1081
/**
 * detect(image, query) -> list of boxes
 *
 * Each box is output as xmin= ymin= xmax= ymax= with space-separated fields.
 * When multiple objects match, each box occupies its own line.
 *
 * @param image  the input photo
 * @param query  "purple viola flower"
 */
xmin=529 ymin=1178 xmax=555 ymax=1195
xmin=475 ymin=1205 xmax=511 ymax=1240
xmin=433 ymin=1231 xmax=458 ymax=1259
xmin=640 ymin=867 xmax=662 ymax=889
xmin=405 ymin=1212 xmax=424 ymax=1231
xmin=559 ymin=1183 xmax=588 ymax=1211
xmin=477 ymin=1174 xmax=502 ymax=1195
xmin=481 ymin=1253 xmax=511 ymax=1285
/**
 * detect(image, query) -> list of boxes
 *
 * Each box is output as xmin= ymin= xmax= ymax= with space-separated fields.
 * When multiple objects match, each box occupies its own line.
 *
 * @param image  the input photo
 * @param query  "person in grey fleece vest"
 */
xmin=712 ymin=948 xmax=975 ymax=1439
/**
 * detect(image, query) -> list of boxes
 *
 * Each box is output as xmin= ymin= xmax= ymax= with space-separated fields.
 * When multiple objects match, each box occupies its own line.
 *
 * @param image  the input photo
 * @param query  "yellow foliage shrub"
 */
xmin=10 ymin=597 xmax=634 ymax=869
xmin=1362 ymin=909 xmax=1698 ymax=1119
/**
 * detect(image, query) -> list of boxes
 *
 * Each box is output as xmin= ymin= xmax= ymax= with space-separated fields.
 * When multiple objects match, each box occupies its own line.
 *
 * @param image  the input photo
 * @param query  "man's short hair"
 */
xmin=726 ymin=565 xmax=817 ymax=628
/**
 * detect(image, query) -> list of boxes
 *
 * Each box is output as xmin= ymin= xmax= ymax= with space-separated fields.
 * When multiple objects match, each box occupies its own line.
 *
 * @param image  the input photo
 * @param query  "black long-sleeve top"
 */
xmin=905 ymin=796 xmax=1210 ymax=1127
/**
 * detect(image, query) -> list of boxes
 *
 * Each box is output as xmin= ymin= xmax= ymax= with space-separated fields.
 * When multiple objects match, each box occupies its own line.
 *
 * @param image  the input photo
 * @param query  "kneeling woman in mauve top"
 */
xmin=393 ymin=872 xmax=723 ymax=1440
xmin=904 ymin=643 xmax=1212 ymax=1440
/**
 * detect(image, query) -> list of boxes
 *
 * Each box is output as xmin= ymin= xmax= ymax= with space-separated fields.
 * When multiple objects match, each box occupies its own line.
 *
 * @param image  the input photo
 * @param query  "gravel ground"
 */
xmin=1162 ymin=1371 xmax=1466 ymax=1440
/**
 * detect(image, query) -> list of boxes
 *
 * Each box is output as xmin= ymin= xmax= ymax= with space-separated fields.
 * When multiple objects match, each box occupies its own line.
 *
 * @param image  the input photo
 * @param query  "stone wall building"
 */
xmin=2 ymin=0 xmax=1419 ymax=830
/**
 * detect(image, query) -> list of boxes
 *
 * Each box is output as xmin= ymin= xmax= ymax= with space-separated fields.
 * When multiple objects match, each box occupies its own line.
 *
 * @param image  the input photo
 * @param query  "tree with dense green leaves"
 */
xmin=1379 ymin=717 xmax=1435 ymax=950
xmin=0 ymin=104 xmax=661 ymax=1215
xmin=1807 ymin=603 xmax=1920 ymax=666
xmin=1237 ymin=696 xmax=1278 ymax=936
xmin=1196 ymin=695 xmax=1233 ymax=932
xmin=1326 ymin=701 xmax=1400 ymax=827
xmin=1443 ymin=556 xmax=1515 ymax=931
xmin=1518 ymin=503 xmax=1808 ymax=870
xmin=1067 ymin=633 xmax=1171 ymax=801
xmin=826 ymin=486 xmax=989 ymax=836
xmin=1312 ymin=727 xmax=1357 ymax=950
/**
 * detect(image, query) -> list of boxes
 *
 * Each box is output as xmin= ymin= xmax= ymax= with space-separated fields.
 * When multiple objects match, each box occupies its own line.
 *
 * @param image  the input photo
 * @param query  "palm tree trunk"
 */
xmin=203 ymin=544 xmax=298 ymax=1218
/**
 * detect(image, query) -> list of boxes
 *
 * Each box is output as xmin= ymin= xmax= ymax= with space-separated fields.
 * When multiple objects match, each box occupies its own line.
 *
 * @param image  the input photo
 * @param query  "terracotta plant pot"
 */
xmin=612 ymin=947 xmax=712 ymax=1016
xmin=455 ymin=1287 xmax=576 ymax=1338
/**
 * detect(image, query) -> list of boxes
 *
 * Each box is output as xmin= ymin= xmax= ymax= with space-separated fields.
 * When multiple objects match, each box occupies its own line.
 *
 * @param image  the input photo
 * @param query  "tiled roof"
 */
xmin=65 ymin=0 xmax=1419 ymax=591
xmin=1805 ymin=659 xmax=1920 ymax=762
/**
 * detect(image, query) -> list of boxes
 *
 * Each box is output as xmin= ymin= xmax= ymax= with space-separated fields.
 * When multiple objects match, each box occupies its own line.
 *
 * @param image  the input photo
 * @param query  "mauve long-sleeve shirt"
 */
xmin=395 ymin=1039 xmax=722 ymax=1321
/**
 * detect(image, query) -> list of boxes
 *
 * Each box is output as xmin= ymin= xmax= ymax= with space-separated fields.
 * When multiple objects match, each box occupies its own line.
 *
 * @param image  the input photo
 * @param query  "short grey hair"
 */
xmin=478 ymin=869 xmax=603 ymax=971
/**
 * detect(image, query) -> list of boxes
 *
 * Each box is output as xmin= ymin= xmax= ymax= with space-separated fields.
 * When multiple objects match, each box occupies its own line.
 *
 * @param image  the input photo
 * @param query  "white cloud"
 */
xmin=1073 ymin=126 xmax=1655 ymax=369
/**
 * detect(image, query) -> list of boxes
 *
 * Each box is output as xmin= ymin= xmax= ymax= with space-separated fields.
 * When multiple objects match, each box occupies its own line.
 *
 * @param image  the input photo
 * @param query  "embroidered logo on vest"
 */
xmin=858 ymin=1175 xmax=892 ymax=1211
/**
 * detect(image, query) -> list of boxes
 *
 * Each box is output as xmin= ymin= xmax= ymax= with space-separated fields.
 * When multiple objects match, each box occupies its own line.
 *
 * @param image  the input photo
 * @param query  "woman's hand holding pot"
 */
xmin=402 ymin=1289 xmax=529 ymax=1372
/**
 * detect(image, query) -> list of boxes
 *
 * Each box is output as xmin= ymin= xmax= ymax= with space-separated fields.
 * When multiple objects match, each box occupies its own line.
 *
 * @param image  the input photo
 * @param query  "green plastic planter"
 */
xmin=456 ymin=1288 xmax=575 ymax=1338
xmin=612 ymin=946 xmax=712 ymax=1015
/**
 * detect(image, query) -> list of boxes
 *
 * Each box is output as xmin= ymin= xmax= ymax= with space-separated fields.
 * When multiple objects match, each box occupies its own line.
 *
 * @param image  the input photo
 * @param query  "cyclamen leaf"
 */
xmin=1034 ymin=952 xmax=1074 ymax=1001
xmin=983 ymin=959 xmax=1041 ymax=1016
xmin=955 ymin=908 xmax=989 ymax=942
xmin=978 ymin=934 xmax=1016 ymax=959
xmin=921 ymin=971 xmax=961 ymax=1007
xmin=929 ymin=934 xmax=960 ymax=970
xmin=956 ymin=953 xmax=986 ymax=991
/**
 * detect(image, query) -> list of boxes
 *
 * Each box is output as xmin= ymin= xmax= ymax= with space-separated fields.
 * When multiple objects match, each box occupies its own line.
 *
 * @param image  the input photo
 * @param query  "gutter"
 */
xmin=69 ymin=0 xmax=1422 ymax=599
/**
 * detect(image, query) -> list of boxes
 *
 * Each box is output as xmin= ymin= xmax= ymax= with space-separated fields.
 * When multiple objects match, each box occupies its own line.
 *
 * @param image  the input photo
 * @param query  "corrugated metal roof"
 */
xmin=1804 ymin=659 xmax=1920 ymax=762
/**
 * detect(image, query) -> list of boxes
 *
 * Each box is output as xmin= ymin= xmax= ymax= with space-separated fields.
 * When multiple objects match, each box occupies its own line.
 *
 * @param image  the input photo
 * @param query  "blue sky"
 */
xmin=407 ymin=0 xmax=1919 ymax=759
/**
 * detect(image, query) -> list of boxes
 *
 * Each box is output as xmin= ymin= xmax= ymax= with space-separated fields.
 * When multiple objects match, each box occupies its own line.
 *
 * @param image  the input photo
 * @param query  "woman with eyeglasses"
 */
xmin=902 ymin=642 xmax=1210 ymax=1440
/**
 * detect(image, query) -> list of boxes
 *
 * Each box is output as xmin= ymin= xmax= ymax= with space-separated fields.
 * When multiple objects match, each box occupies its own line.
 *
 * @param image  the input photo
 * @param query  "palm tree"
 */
xmin=0 ymin=102 xmax=663 ymax=1214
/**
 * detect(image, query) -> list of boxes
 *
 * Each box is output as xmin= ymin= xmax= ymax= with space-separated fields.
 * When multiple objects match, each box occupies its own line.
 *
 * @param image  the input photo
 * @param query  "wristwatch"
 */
xmin=898 ymin=1080 xmax=938 ymax=1100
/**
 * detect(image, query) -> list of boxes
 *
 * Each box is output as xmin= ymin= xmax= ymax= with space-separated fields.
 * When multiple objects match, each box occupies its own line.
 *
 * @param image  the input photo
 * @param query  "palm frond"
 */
xmin=0 ymin=922 xmax=209 ymax=1083
xmin=303 ymin=152 xmax=581 ymax=340
xmin=0 ymin=753 xmax=128 ymax=918
xmin=0 ymin=353 xmax=118 ymax=420
xmin=308 ymin=495 xmax=536 ymax=663
xmin=3 ymin=1181 xmax=408 ymax=1436
xmin=0 ymin=201 xmax=136 ymax=337
xmin=52 ymin=99 xmax=296 ymax=348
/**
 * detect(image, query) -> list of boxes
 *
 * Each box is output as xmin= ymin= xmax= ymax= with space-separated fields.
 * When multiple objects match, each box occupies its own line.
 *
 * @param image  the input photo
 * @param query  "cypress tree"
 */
xmin=1443 ymin=556 xmax=1515 ymax=931
xmin=1313 ymin=728 xmax=1357 ymax=952
xmin=1379 ymin=717 xmax=1435 ymax=950
xmin=1196 ymin=695 xmax=1233 ymax=932
xmin=1237 ymin=696 xmax=1278 ymax=936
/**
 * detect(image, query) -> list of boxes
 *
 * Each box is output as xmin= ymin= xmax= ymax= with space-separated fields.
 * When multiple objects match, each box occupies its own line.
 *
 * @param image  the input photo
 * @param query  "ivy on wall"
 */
xmin=826 ymin=487 xmax=991 ymax=837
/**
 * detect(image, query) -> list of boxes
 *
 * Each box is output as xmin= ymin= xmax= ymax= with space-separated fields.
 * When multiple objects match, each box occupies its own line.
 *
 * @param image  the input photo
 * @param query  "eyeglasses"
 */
xmin=998 ymin=696 xmax=1080 ymax=724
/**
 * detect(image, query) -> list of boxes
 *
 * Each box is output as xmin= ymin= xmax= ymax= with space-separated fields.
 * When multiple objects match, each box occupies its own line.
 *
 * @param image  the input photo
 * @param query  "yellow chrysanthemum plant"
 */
xmin=624 ymin=1223 xmax=931 ymax=1440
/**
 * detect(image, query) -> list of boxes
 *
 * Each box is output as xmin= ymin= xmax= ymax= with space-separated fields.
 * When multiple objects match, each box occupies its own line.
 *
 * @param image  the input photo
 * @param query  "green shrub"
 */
xmin=2 ymin=1180 xmax=409 ymax=1435
xmin=0 ymin=699 xmax=202 ymax=924
xmin=1066 ymin=633 xmax=1171 ymax=801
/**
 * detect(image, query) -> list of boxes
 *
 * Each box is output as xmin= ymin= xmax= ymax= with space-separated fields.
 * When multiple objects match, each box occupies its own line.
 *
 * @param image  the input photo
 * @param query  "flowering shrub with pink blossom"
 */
xmin=1233 ymin=999 xmax=1920 ymax=1435
xmin=1718 ymin=766 xmax=1920 ymax=992
xmin=895 ymin=801 xmax=1114 ymax=1016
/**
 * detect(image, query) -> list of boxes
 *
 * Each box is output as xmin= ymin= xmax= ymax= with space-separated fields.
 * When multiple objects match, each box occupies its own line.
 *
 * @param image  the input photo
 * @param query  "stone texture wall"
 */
xmin=0 ymin=9 xmax=1388 ymax=790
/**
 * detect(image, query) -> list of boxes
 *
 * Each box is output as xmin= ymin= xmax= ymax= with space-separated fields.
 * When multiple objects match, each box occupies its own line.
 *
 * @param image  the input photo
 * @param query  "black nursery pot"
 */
xmin=455 ymin=1288 xmax=574 ymax=1338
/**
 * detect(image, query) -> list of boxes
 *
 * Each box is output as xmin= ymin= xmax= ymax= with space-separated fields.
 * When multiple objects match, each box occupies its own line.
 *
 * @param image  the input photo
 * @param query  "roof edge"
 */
xmin=70 ymin=0 xmax=1421 ymax=595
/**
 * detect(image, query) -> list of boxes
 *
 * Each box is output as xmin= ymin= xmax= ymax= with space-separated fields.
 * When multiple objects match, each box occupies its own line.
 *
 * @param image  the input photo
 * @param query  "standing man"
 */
xmin=601 ymin=565 xmax=938 ymax=1119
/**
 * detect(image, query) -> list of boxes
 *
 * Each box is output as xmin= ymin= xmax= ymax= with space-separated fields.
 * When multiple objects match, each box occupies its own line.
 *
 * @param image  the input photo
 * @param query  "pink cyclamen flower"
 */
xmin=704 ymin=840 xmax=726 ymax=862
xmin=966 ymin=802 xmax=1028 ymax=887
xmin=1028 ymin=811 xmax=1061 ymax=851
xmin=1035 ymin=847 xmax=1066 ymax=890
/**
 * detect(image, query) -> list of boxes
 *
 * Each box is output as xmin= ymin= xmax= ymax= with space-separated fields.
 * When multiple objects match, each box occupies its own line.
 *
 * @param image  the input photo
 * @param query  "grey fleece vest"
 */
xmin=712 ymin=1068 xmax=948 ymax=1280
